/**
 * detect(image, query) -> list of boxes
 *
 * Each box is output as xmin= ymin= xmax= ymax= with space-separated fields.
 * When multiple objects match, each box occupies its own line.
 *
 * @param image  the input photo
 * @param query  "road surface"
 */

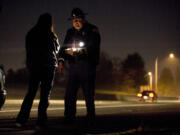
xmin=0 ymin=99 xmax=180 ymax=135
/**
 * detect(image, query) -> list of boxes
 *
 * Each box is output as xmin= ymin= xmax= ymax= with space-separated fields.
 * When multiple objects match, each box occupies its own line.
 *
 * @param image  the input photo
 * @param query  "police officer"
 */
xmin=16 ymin=13 xmax=61 ymax=127
xmin=58 ymin=8 xmax=101 ymax=124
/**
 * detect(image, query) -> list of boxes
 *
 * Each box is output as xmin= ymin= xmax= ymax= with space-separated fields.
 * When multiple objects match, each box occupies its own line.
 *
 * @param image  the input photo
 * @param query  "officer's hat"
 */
xmin=68 ymin=8 xmax=88 ymax=20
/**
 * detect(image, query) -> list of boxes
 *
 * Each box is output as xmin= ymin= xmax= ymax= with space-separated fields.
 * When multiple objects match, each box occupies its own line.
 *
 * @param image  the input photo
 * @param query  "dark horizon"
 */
xmin=0 ymin=0 xmax=180 ymax=73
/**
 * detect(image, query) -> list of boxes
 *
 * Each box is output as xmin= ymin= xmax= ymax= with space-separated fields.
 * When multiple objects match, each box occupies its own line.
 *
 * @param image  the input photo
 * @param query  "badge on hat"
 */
xmin=68 ymin=8 xmax=88 ymax=21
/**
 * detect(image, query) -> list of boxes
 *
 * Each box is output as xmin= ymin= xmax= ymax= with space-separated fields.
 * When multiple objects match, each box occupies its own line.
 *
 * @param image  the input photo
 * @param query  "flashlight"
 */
xmin=65 ymin=41 xmax=85 ymax=52
xmin=79 ymin=41 xmax=84 ymax=47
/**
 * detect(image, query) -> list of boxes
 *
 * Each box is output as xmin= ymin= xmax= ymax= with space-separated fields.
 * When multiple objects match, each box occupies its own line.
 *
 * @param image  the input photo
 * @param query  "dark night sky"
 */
xmin=0 ymin=0 xmax=180 ymax=73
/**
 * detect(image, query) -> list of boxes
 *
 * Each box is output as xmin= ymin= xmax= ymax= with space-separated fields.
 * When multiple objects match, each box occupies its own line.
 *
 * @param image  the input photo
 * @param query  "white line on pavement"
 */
xmin=0 ymin=103 xmax=167 ymax=113
xmin=5 ymin=100 xmax=123 ymax=104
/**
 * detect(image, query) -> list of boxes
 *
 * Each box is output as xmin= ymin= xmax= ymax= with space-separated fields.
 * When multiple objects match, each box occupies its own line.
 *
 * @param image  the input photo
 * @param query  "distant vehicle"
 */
xmin=137 ymin=90 xmax=157 ymax=102
xmin=0 ymin=66 xmax=6 ymax=110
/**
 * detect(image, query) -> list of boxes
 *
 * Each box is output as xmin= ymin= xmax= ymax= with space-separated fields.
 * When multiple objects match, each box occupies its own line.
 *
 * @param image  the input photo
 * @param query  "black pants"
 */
xmin=64 ymin=63 xmax=96 ymax=119
xmin=16 ymin=67 xmax=55 ymax=124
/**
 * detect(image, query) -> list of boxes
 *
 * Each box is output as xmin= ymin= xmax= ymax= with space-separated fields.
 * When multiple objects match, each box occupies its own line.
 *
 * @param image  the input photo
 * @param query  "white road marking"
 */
xmin=0 ymin=103 xmax=168 ymax=113
xmin=4 ymin=99 xmax=123 ymax=104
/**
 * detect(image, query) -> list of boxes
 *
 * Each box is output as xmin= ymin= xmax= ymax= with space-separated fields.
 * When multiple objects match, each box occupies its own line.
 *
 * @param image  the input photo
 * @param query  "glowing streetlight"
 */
xmin=169 ymin=53 xmax=175 ymax=59
xmin=155 ymin=53 xmax=175 ymax=92
xmin=148 ymin=72 xmax=152 ymax=76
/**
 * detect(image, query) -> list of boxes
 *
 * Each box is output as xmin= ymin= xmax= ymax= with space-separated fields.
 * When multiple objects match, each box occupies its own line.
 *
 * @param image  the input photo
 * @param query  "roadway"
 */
xmin=1 ymin=99 xmax=180 ymax=135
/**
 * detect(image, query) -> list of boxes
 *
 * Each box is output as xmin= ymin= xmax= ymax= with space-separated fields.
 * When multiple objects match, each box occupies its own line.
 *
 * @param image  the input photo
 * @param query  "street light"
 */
xmin=169 ymin=53 xmax=175 ymax=59
xmin=148 ymin=72 xmax=152 ymax=90
xmin=154 ymin=53 xmax=175 ymax=92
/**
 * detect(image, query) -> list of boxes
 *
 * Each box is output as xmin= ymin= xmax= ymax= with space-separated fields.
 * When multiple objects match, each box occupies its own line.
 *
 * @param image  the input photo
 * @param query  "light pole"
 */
xmin=154 ymin=53 xmax=175 ymax=92
xmin=148 ymin=72 xmax=152 ymax=90
xmin=155 ymin=57 xmax=158 ymax=92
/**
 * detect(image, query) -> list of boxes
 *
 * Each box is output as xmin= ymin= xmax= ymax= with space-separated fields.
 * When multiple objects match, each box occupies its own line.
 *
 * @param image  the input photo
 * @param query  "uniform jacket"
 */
xmin=59 ymin=22 xmax=101 ymax=66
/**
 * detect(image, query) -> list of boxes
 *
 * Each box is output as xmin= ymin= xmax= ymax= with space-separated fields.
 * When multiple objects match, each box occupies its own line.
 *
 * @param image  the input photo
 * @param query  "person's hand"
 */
xmin=65 ymin=48 xmax=74 ymax=56
xmin=57 ymin=62 xmax=64 ymax=74
xmin=79 ymin=49 xmax=84 ymax=54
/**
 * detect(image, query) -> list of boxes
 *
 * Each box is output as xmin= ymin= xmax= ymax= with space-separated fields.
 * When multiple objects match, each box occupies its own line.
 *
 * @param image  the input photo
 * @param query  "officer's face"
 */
xmin=73 ymin=18 xmax=84 ymax=31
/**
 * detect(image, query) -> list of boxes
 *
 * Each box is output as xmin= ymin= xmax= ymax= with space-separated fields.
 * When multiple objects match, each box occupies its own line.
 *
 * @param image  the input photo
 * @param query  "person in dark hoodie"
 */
xmin=58 ymin=8 xmax=101 ymax=125
xmin=16 ymin=13 xmax=61 ymax=127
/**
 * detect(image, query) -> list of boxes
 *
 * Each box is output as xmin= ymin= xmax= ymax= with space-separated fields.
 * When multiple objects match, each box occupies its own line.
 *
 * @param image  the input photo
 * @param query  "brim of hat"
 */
xmin=67 ymin=13 xmax=88 ymax=21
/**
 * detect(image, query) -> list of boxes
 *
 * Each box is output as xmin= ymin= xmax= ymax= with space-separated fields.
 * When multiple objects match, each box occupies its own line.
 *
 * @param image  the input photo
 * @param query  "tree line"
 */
xmin=4 ymin=52 xmax=180 ymax=95
xmin=5 ymin=52 xmax=147 ymax=92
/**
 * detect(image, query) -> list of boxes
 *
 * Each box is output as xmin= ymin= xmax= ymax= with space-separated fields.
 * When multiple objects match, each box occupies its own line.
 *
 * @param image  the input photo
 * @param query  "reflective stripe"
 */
xmin=58 ymin=58 xmax=64 ymax=62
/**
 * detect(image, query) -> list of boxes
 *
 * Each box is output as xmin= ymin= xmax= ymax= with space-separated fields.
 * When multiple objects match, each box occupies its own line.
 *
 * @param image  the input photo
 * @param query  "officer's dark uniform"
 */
xmin=16 ymin=13 xmax=60 ymax=126
xmin=59 ymin=9 xmax=101 ymax=121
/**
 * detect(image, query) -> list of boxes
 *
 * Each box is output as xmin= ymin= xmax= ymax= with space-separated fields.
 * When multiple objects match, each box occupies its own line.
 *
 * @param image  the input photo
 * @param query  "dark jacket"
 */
xmin=25 ymin=26 xmax=60 ymax=70
xmin=0 ymin=68 xmax=5 ymax=90
xmin=59 ymin=22 xmax=101 ymax=66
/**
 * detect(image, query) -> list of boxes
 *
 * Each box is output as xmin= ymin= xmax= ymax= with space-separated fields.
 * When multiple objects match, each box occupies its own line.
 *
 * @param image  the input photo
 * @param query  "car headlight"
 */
xmin=137 ymin=93 xmax=142 ymax=97
xmin=143 ymin=96 xmax=148 ymax=99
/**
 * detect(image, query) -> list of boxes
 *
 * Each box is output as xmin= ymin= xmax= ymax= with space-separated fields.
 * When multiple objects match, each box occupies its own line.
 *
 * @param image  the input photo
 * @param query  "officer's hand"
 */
xmin=79 ymin=48 xmax=87 ymax=55
xmin=79 ymin=49 xmax=84 ymax=54
xmin=65 ymin=48 xmax=74 ymax=56
xmin=57 ymin=62 xmax=64 ymax=74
